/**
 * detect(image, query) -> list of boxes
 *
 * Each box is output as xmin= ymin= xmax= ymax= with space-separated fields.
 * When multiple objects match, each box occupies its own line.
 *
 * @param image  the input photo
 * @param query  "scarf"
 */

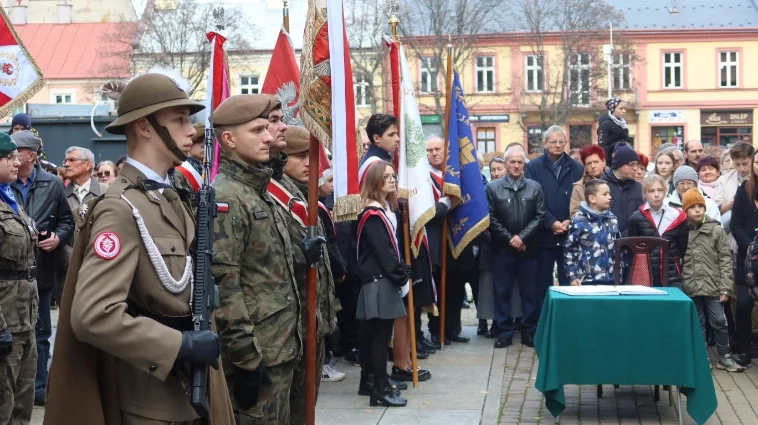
xmin=608 ymin=111 xmax=628 ymax=130
xmin=0 ymin=184 xmax=18 ymax=213
xmin=698 ymin=180 xmax=722 ymax=201
xmin=547 ymin=151 xmax=566 ymax=179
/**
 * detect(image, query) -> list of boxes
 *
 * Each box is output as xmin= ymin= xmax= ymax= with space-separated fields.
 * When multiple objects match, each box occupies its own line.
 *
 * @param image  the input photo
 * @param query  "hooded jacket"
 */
xmin=627 ymin=204 xmax=689 ymax=287
xmin=600 ymin=168 xmax=644 ymax=235
xmin=564 ymin=202 xmax=620 ymax=283
xmin=597 ymin=113 xmax=629 ymax=159
xmin=681 ymin=220 xmax=733 ymax=298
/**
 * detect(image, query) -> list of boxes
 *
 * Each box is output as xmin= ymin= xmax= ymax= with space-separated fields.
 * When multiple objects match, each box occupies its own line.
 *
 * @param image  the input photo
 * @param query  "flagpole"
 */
xmin=283 ymin=0 xmax=290 ymax=32
xmin=305 ymin=135 xmax=320 ymax=425
xmin=390 ymin=15 xmax=419 ymax=389
xmin=439 ymin=36 xmax=453 ymax=349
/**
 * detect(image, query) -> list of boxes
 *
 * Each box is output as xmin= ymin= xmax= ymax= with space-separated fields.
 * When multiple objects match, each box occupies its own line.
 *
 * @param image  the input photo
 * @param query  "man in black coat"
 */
xmin=486 ymin=147 xmax=545 ymax=349
xmin=600 ymin=143 xmax=644 ymax=235
xmin=10 ymin=131 xmax=74 ymax=406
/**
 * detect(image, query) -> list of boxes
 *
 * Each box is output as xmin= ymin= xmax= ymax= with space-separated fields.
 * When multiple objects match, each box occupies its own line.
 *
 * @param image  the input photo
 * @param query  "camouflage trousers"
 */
xmin=289 ymin=339 xmax=325 ymax=425
xmin=230 ymin=361 xmax=295 ymax=425
xmin=0 ymin=330 xmax=37 ymax=425
xmin=121 ymin=412 xmax=202 ymax=425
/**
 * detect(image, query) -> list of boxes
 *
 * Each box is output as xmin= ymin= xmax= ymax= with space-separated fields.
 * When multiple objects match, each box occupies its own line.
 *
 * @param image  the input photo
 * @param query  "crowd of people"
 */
xmin=0 ymin=74 xmax=755 ymax=425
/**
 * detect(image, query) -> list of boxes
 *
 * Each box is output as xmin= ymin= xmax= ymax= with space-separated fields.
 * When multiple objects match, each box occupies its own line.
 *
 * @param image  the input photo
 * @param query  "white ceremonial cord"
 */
xmin=121 ymin=194 xmax=193 ymax=294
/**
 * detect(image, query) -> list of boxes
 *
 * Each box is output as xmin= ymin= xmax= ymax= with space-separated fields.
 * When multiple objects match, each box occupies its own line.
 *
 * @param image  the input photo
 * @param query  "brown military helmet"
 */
xmin=105 ymin=73 xmax=205 ymax=163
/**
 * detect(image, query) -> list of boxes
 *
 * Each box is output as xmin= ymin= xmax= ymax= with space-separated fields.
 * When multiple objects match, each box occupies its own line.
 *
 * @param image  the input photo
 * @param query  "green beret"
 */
xmin=0 ymin=133 xmax=18 ymax=157
xmin=283 ymin=126 xmax=311 ymax=154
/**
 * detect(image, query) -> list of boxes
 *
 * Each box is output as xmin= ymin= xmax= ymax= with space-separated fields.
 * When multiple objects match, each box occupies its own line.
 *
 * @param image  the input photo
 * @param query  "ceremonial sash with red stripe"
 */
xmin=430 ymin=170 xmax=443 ymax=202
xmin=176 ymin=161 xmax=203 ymax=192
xmin=358 ymin=156 xmax=383 ymax=189
xmin=267 ymin=179 xmax=330 ymax=229
xmin=357 ymin=208 xmax=400 ymax=261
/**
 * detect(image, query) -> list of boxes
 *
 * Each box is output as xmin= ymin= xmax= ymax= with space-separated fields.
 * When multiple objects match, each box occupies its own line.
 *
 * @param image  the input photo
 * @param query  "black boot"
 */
xmin=370 ymin=376 xmax=407 ymax=407
xmin=360 ymin=373 xmax=402 ymax=396
xmin=477 ymin=320 xmax=488 ymax=336
xmin=486 ymin=323 xmax=499 ymax=339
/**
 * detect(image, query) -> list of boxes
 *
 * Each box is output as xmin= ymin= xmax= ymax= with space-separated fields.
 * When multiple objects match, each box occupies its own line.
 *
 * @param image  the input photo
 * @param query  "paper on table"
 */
xmin=550 ymin=285 xmax=668 ymax=296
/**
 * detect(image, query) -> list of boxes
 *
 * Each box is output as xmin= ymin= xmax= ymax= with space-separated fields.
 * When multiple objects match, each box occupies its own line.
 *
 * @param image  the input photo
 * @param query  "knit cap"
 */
xmin=673 ymin=165 xmax=698 ymax=186
xmin=682 ymin=188 xmax=706 ymax=212
xmin=611 ymin=143 xmax=640 ymax=169
xmin=0 ymin=133 xmax=17 ymax=157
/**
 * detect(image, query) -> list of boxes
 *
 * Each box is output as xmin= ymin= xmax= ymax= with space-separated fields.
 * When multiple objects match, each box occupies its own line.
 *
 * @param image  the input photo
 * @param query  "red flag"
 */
xmin=263 ymin=28 xmax=331 ymax=186
xmin=207 ymin=31 xmax=230 ymax=180
xmin=0 ymin=8 xmax=44 ymax=117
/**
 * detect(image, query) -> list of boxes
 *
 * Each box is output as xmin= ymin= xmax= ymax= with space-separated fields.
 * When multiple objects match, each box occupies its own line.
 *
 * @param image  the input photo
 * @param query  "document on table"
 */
xmin=550 ymin=285 xmax=668 ymax=296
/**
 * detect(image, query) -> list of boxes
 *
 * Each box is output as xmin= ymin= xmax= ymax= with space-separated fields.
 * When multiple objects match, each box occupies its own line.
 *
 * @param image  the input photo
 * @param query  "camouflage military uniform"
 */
xmin=212 ymin=152 xmax=302 ymax=425
xmin=0 ymin=201 xmax=39 ymax=424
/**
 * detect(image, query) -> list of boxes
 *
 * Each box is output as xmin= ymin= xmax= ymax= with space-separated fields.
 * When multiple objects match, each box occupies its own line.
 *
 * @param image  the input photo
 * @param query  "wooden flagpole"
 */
xmin=439 ymin=37 xmax=453 ymax=349
xmin=283 ymin=0 xmax=290 ymax=32
xmin=389 ymin=15 xmax=419 ymax=388
xmin=305 ymin=135 xmax=320 ymax=425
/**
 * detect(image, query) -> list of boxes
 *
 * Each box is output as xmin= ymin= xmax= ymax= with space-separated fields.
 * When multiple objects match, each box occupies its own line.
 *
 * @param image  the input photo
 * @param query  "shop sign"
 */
xmin=469 ymin=114 xmax=510 ymax=123
xmin=649 ymin=110 xmax=683 ymax=123
xmin=701 ymin=111 xmax=753 ymax=126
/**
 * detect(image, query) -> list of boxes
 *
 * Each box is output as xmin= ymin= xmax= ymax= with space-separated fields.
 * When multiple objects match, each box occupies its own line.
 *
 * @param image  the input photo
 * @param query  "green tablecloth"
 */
xmin=534 ymin=287 xmax=717 ymax=425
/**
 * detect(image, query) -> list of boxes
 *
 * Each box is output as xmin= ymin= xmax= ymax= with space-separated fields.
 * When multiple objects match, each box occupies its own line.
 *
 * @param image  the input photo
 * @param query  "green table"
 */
xmin=534 ymin=287 xmax=717 ymax=425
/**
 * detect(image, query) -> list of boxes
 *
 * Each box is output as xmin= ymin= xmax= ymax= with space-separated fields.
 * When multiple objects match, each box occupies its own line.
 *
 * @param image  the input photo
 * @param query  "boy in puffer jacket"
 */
xmin=565 ymin=179 xmax=620 ymax=285
xmin=680 ymin=188 xmax=743 ymax=372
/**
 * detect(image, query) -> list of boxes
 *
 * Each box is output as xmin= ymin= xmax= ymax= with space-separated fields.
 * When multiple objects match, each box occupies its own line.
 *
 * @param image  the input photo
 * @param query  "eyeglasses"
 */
xmin=97 ymin=170 xmax=111 ymax=178
xmin=383 ymin=174 xmax=398 ymax=182
xmin=63 ymin=157 xmax=86 ymax=164
xmin=2 ymin=153 xmax=20 ymax=162
xmin=545 ymin=139 xmax=567 ymax=145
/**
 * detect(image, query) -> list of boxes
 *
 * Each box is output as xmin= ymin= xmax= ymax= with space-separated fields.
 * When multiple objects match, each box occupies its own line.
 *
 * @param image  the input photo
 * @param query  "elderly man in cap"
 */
xmin=9 ymin=130 xmax=74 ymax=407
xmin=44 ymin=73 xmax=234 ymax=425
xmin=211 ymin=94 xmax=325 ymax=425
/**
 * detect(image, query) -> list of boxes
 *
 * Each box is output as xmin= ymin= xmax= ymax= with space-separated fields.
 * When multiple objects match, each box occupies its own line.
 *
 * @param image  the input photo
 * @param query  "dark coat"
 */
xmin=12 ymin=164 xmax=74 ymax=290
xmin=355 ymin=207 xmax=407 ymax=286
xmin=486 ymin=176 xmax=545 ymax=257
xmin=525 ymin=151 xmax=584 ymax=248
xmin=597 ymin=113 xmax=629 ymax=159
xmin=729 ymin=182 xmax=758 ymax=286
xmin=627 ymin=206 xmax=689 ymax=287
xmin=600 ymin=168 xmax=644 ymax=235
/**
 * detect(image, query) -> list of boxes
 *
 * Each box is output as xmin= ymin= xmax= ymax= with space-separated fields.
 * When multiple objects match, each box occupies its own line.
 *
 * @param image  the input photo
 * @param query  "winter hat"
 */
xmin=605 ymin=97 xmax=624 ymax=112
xmin=658 ymin=142 xmax=675 ymax=152
xmin=673 ymin=165 xmax=698 ymax=186
xmin=682 ymin=188 xmax=706 ymax=212
xmin=611 ymin=143 xmax=640 ymax=170
xmin=0 ymin=133 xmax=17 ymax=157
xmin=10 ymin=113 xmax=31 ymax=131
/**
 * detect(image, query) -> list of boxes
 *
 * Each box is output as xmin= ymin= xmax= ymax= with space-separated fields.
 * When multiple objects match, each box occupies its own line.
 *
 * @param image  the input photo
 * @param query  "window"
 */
xmin=476 ymin=56 xmax=495 ymax=93
xmin=612 ymin=53 xmax=632 ymax=90
xmin=476 ymin=128 xmax=496 ymax=153
xmin=525 ymin=55 xmax=544 ymax=92
xmin=663 ymin=52 xmax=683 ymax=89
xmin=527 ymin=126 xmax=543 ymax=154
xmin=419 ymin=58 xmax=437 ymax=94
xmin=701 ymin=126 xmax=751 ymax=148
xmin=719 ymin=51 xmax=739 ymax=88
xmin=569 ymin=125 xmax=592 ymax=148
xmin=569 ymin=53 xmax=591 ymax=106
xmin=54 ymin=93 xmax=73 ymax=104
xmin=652 ymin=126 xmax=683 ymax=151
xmin=354 ymin=75 xmax=369 ymax=107
xmin=239 ymin=75 xmax=260 ymax=94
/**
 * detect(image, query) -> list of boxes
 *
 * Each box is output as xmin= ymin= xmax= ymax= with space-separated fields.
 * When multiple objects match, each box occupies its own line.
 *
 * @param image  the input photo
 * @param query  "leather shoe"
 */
xmin=431 ymin=334 xmax=451 ymax=346
xmin=391 ymin=365 xmax=432 ymax=382
xmin=521 ymin=333 xmax=534 ymax=348
xmin=415 ymin=350 xmax=430 ymax=360
xmin=477 ymin=320 xmax=488 ymax=336
xmin=422 ymin=336 xmax=441 ymax=350
xmin=494 ymin=337 xmax=512 ymax=349
xmin=734 ymin=353 xmax=752 ymax=368
xmin=417 ymin=342 xmax=435 ymax=354
xmin=446 ymin=334 xmax=470 ymax=343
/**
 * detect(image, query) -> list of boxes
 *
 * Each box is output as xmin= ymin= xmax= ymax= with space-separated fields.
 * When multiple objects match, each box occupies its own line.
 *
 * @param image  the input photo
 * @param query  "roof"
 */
xmin=14 ymin=23 xmax=135 ymax=80
xmin=611 ymin=0 xmax=758 ymax=30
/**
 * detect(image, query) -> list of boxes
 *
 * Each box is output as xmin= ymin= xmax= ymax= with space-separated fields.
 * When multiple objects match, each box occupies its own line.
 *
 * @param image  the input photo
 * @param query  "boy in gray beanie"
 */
xmin=667 ymin=165 xmax=721 ymax=221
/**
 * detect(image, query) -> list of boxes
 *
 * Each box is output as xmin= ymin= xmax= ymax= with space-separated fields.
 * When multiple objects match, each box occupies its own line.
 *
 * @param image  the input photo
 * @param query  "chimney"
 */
xmin=10 ymin=6 xmax=27 ymax=25
xmin=57 ymin=3 xmax=72 ymax=24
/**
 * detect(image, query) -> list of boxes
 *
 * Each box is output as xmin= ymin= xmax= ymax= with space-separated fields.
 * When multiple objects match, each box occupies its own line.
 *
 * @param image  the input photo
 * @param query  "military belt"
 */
xmin=127 ymin=304 xmax=194 ymax=332
xmin=0 ymin=267 xmax=36 ymax=281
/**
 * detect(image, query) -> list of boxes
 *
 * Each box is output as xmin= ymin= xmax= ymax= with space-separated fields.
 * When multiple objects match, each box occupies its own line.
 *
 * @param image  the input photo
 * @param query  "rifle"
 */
xmin=189 ymin=123 xmax=219 ymax=419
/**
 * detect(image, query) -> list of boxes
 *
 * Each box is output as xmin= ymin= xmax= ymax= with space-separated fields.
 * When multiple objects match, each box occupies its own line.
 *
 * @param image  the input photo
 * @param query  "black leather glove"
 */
xmin=233 ymin=364 xmax=273 ymax=410
xmin=298 ymin=236 xmax=327 ymax=267
xmin=401 ymin=264 xmax=413 ymax=280
xmin=0 ymin=329 xmax=12 ymax=357
xmin=177 ymin=330 xmax=220 ymax=369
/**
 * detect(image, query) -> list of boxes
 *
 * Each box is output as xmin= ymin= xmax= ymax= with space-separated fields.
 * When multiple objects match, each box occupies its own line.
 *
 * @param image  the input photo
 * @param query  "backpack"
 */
xmin=744 ymin=234 xmax=758 ymax=301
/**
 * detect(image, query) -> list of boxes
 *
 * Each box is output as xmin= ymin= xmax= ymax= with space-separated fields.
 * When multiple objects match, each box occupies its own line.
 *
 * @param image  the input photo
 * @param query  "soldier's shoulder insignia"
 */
xmin=147 ymin=191 xmax=160 ymax=201
xmin=216 ymin=202 xmax=229 ymax=213
xmin=94 ymin=232 xmax=121 ymax=260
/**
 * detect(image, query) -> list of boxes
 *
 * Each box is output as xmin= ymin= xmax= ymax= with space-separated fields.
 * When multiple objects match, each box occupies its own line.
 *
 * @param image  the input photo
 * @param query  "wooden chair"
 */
xmin=597 ymin=237 xmax=671 ymax=403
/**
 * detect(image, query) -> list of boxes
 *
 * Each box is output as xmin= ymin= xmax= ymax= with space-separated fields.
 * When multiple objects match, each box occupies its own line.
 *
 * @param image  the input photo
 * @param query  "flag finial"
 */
xmin=388 ymin=15 xmax=400 ymax=41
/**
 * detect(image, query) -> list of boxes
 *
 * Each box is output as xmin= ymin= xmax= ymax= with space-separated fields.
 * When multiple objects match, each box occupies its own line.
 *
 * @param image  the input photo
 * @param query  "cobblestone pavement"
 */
xmin=500 ymin=332 xmax=758 ymax=425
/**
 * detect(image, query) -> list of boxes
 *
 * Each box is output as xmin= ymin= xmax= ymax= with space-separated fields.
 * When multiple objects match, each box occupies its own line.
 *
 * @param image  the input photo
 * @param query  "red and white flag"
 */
xmin=262 ymin=28 xmax=331 ymax=186
xmin=0 ymin=9 xmax=44 ymax=118
xmin=207 ymin=30 xmax=230 ymax=181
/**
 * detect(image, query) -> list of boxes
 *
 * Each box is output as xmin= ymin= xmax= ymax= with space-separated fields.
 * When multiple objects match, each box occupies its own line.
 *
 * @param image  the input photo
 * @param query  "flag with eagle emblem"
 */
xmin=0 ymin=7 xmax=44 ymax=118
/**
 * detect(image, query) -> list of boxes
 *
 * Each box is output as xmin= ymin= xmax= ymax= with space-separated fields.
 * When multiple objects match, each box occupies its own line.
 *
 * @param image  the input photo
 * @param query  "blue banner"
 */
xmin=444 ymin=71 xmax=490 ymax=258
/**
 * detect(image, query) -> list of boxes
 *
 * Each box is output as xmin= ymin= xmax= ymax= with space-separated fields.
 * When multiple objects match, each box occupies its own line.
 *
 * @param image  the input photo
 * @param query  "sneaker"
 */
xmin=322 ymin=364 xmax=346 ymax=382
xmin=716 ymin=355 xmax=746 ymax=373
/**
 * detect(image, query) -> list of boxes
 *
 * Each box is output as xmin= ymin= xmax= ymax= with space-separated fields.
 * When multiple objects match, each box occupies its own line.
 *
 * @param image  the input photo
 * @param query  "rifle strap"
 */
xmin=119 ymin=193 xmax=193 ymax=295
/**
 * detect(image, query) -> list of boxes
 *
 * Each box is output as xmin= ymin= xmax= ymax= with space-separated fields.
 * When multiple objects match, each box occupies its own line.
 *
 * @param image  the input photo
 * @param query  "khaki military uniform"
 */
xmin=212 ymin=152 xmax=302 ymax=425
xmin=0 ymin=201 xmax=38 ymax=424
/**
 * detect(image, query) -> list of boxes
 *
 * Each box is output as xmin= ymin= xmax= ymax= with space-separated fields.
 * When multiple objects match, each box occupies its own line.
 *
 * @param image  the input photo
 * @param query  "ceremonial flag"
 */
xmin=262 ymin=28 xmax=331 ymax=186
xmin=207 ymin=30 xmax=230 ymax=181
xmin=444 ymin=71 xmax=489 ymax=258
xmin=300 ymin=0 xmax=359 ymax=222
xmin=0 ymin=8 xmax=44 ymax=118
xmin=397 ymin=45 xmax=437 ymax=257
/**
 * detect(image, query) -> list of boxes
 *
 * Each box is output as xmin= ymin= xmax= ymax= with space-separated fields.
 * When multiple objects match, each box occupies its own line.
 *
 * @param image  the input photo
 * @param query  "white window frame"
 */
xmin=719 ymin=51 xmax=739 ymax=88
xmin=354 ymin=75 xmax=370 ymax=108
xmin=475 ymin=56 xmax=495 ymax=93
xmin=51 ymin=90 xmax=75 ymax=104
xmin=612 ymin=53 xmax=632 ymax=90
xmin=419 ymin=58 xmax=437 ymax=94
xmin=239 ymin=74 xmax=260 ymax=95
xmin=525 ymin=55 xmax=544 ymax=92
xmin=663 ymin=52 xmax=683 ymax=89
xmin=476 ymin=127 xmax=496 ymax=153
xmin=569 ymin=53 xmax=591 ymax=106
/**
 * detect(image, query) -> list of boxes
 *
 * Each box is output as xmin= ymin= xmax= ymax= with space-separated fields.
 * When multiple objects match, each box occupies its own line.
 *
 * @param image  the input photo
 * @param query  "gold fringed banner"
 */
xmin=332 ymin=193 xmax=361 ymax=223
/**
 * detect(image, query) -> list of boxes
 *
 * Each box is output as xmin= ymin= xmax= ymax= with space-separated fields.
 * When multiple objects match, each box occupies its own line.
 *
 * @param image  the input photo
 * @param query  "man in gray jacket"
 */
xmin=10 ymin=130 xmax=74 ymax=406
